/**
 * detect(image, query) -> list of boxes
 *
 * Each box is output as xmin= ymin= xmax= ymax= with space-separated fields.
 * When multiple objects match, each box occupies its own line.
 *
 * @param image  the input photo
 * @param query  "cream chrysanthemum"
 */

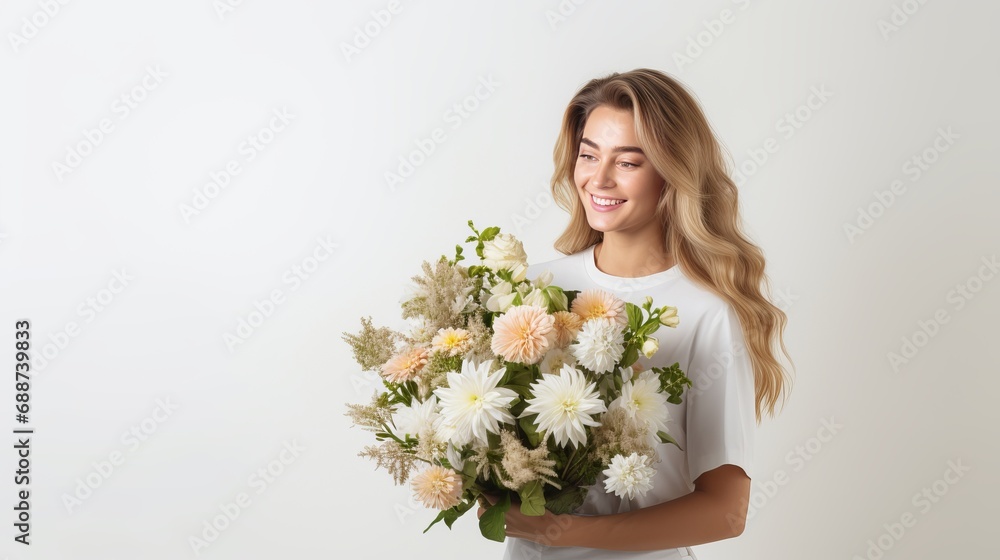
xmin=431 ymin=327 xmax=472 ymax=357
xmin=433 ymin=358 xmax=518 ymax=447
xmin=570 ymin=317 xmax=625 ymax=375
xmin=538 ymin=347 xmax=577 ymax=375
xmin=521 ymin=363 xmax=607 ymax=448
xmin=608 ymin=370 xmax=671 ymax=447
xmin=380 ymin=346 xmax=430 ymax=383
xmin=410 ymin=465 xmax=463 ymax=510
xmin=551 ymin=311 xmax=584 ymax=349
xmin=570 ymin=289 xmax=628 ymax=327
xmin=490 ymin=305 xmax=555 ymax=365
xmin=602 ymin=452 xmax=655 ymax=500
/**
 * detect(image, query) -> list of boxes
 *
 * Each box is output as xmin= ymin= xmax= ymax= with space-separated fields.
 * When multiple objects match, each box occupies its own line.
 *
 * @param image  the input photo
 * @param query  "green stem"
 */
xmin=561 ymin=443 xmax=595 ymax=485
xmin=561 ymin=447 xmax=578 ymax=480
xmin=380 ymin=423 xmax=411 ymax=447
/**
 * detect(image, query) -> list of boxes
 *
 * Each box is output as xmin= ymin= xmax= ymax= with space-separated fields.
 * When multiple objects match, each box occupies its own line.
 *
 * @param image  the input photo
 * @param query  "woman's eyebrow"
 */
xmin=580 ymin=137 xmax=645 ymax=155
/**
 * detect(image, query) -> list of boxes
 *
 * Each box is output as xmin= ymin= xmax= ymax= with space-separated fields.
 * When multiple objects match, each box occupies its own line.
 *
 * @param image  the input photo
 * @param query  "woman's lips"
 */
xmin=589 ymin=193 xmax=626 ymax=212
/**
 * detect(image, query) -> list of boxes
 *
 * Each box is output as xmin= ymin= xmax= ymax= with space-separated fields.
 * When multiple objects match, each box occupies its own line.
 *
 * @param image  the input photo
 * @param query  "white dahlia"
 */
xmin=433 ymin=358 xmax=518 ymax=447
xmin=392 ymin=395 xmax=442 ymax=439
xmin=521 ymin=363 xmax=607 ymax=448
xmin=570 ymin=317 xmax=625 ymax=375
xmin=603 ymin=452 xmax=656 ymax=500
xmin=609 ymin=369 xmax=671 ymax=447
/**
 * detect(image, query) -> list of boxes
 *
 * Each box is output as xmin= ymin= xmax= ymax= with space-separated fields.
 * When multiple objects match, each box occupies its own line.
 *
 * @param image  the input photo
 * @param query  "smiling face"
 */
xmin=574 ymin=104 xmax=666 ymax=237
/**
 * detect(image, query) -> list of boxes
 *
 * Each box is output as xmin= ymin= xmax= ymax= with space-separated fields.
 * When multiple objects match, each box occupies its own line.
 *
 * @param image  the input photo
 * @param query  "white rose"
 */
xmin=482 ymin=233 xmax=528 ymax=275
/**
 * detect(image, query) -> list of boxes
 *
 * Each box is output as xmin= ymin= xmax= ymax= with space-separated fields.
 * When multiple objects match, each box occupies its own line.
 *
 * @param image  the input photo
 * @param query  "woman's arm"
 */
xmin=491 ymin=464 xmax=750 ymax=551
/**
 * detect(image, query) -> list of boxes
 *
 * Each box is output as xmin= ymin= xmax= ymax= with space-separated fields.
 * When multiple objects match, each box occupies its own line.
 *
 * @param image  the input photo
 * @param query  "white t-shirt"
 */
xmin=503 ymin=244 xmax=756 ymax=560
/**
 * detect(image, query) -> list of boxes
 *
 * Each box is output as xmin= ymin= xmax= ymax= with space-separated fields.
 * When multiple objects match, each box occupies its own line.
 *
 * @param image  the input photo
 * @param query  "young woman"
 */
xmin=480 ymin=69 xmax=794 ymax=559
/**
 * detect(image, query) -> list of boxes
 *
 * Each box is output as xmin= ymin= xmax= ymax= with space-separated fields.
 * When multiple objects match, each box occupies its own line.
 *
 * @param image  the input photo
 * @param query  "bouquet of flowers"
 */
xmin=343 ymin=221 xmax=692 ymax=542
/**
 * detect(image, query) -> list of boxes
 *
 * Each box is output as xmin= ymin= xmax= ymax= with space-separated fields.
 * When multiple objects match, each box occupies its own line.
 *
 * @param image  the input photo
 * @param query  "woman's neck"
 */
xmin=594 ymin=233 xmax=674 ymax=278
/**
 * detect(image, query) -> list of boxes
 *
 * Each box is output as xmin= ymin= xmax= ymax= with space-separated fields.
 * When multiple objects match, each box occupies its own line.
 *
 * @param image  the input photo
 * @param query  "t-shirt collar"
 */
xmin=583 ymin=244 xmax=681 ymax=292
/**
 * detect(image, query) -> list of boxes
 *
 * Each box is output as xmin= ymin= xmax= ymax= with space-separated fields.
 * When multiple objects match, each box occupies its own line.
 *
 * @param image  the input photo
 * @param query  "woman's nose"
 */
xmin=591 ymin=160 xmax=615 ymax=188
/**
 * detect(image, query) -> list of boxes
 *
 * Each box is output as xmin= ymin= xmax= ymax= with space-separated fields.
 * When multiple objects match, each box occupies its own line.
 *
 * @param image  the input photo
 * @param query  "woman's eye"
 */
xmin=578 ymin=153 xmax=595 ymax=161
xmin=620 ymin=161 xmax=637 ymax=168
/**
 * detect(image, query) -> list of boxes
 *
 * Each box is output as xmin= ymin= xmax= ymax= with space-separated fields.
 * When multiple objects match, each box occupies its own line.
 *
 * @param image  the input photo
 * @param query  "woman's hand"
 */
xmin=476 ymin=492 xmax=580 ymax=546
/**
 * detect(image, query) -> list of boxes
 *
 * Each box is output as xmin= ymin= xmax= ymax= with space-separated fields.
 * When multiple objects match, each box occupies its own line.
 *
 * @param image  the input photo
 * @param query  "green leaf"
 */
xmin=546 ymin=287 xmax=569 ymax=312
xmin=509 ymin=399 xmax=528 ymax=417
xmin=479 ymin=492 xmax=511 ymax=542
xmin=657 ymin=430 xmax=683 ymax=450
xmin=505 ymin=384 xmax=533 ymax=399
xmin=518 ymin=415 xmax=541 ymax=448
xmin=447 ymin=500 xmax=476 ymax=528
xmin=467 ymin=265 xmax=486 ymax=277
xmin=462 ymin=457 xmax=478 ymax=478
xmin=424 ymin=506 xmax=460 ymax=533
xmin=654 ymin=362 xmax=692 ymax=405
xmin=626 ymin=302 xmax=644 ymax=333
xmin=518 ymin=480 xmax=546 ymax=516
xmin=501 ymin=363 xmax=533 ymax=386
xmin=480 ymin=226 xmax=501 ymax=241
xmin=486 ymin=429 xmax=501 ymax=449
xmin=620 ymin=344 xmax=639 ymax=369
xmin=545 ymin=486 xmax=588 ymax=515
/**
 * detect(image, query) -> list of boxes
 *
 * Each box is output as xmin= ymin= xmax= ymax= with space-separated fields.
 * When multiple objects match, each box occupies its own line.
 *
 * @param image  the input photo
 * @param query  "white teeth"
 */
xmin=593 ymin=194 xmax=625 ymax=206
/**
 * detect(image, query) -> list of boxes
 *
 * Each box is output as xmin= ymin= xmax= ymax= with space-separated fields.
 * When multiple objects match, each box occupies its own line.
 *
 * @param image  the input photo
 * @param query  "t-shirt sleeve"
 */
xmin=684 ymin=302 xmax=756 ymax=484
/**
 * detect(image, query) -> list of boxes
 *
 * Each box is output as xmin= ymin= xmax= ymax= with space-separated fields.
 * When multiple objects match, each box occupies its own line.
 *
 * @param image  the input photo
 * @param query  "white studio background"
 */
xmin=1 ymin=1 xmax=998 ymax=559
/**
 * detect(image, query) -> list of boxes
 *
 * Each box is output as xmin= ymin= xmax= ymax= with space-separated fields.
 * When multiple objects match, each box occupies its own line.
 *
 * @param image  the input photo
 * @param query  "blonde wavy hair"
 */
xmin=551 ymin=68 xmax=793 ymax=423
